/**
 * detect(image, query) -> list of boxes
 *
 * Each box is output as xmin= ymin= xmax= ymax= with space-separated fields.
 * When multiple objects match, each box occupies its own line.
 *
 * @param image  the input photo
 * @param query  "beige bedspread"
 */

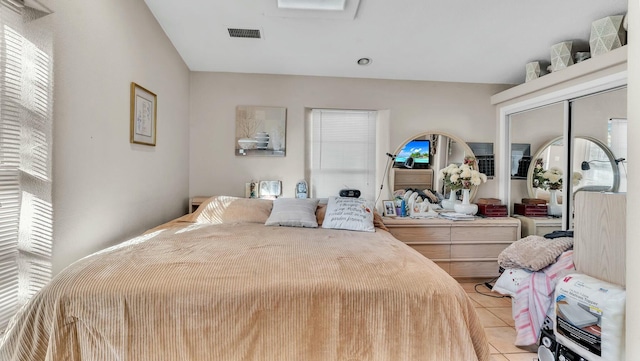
xmin=0 ymin=222 xmax=489 ymax=361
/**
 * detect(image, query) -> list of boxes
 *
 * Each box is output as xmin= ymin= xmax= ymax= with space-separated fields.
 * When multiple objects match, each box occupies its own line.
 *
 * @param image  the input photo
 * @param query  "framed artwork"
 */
xmin=130 ymin=82 xmax=157 ymax=146
xmin=235 ymin=105 xmax=286 ymax=156
xmin=383 ymin=200 xmax=397 ymax=217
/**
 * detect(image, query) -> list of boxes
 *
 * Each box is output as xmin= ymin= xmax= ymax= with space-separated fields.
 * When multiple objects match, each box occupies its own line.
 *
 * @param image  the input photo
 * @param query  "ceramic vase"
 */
xmin=525 ymin=61 xmax=541 ymax=82
xmin=547 ymin=189 xmax=562 ymax=217
xmin=590 ymin=15 xmax=626 ymax=57
xmin=454 ymin=189 xmax=478 ymax=215
xmin=441 ymin=190 xmax=459 ymax=210
xmin=550 ymin=41 xmax=574 ymax=71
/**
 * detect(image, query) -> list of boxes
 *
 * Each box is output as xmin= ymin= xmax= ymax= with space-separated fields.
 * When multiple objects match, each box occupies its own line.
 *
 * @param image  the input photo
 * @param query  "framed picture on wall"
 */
xmin=235 ymin=105 xmax=286 ymax=156
xmin=130 ymin=82 xmax=157 ymax=146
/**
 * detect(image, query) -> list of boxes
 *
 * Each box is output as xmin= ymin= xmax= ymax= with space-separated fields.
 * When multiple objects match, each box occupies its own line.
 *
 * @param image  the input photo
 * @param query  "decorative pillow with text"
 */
xmin=321 ymin=196 xmax=375 ymax=232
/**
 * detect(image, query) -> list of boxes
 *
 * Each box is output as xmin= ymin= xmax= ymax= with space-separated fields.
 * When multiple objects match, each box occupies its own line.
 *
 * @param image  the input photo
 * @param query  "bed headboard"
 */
xmin=573 ymin=192 xmax=626 ymax=286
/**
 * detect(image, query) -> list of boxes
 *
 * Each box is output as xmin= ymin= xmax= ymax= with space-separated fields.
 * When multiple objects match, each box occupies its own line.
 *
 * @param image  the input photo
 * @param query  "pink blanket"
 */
xmin=512 ymin=250 xmax=575 ymax=345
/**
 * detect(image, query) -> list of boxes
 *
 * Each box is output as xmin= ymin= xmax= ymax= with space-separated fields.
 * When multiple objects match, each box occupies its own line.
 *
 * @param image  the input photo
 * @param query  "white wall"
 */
xmin=626 ymin=0 xmax=638 ymax=358
xmin=52 ymin=0 xmax=191 ymax=274
xmin=189 ymin=72 xmax=509 ymax=200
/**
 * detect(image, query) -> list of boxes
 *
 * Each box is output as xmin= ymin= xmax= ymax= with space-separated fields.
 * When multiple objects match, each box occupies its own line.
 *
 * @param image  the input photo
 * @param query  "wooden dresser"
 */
xmin=383 ymin=217 xmax=521 ymax=279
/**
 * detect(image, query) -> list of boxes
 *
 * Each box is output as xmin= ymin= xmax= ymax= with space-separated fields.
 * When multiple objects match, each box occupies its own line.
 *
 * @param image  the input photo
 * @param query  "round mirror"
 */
xmin=390 ymin=131 xmax=478 ymax=201
xmin=526 ymin=136 xmax=620 ymax=199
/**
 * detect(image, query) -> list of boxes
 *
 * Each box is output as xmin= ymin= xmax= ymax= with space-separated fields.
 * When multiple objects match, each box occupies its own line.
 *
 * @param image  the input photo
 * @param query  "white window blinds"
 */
xmin=0 ymin=1 xmax=53 ymax=333
xmin=309 ymin=109 xmax=377 ymax=200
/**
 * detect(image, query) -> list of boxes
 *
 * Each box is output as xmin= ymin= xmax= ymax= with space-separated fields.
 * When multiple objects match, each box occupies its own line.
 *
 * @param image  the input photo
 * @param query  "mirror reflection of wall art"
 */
xmin=130 ymin=82 xmax=157 ymax=146
xmin=235 ymin=105 xmax=286 ymax=156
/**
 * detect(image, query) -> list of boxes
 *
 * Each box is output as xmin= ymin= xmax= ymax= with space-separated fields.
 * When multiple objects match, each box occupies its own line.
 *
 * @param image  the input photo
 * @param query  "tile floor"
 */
xmin=458 ymin=281 xmax=539 ymax=361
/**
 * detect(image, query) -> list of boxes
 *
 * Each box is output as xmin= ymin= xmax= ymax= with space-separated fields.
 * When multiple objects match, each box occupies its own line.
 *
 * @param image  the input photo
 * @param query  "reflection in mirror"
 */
xmin=569 ymin=87 xmax=627 ymax=227
xmin=573 ymin=137 xmax=619 ymax=192
xmin=526 ymin=136 xmax=620 ymax=226
xmin=527 ymin=137 xmax=564 ymax=201
xmin=608 ymin=118 xmax=627 ymax=191
xmin=508 ymin=103 xmax=564 ymax=215
xmin=526 ymin=136 xmax=620 ymax=198
xmin=390 ymin=131 xmax=477 ymax=202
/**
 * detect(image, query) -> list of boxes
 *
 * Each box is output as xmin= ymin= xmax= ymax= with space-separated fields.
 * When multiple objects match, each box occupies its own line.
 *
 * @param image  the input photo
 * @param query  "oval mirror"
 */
xmin=526 ymin=136 xmax=620 ymax=199
xmin=390 ymin=131 xmax=478 ymax=201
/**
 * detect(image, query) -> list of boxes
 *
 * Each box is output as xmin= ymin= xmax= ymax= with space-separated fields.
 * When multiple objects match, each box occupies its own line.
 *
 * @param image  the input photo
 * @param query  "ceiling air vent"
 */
xmin=228 ymin=28 xmax=262 ymax=39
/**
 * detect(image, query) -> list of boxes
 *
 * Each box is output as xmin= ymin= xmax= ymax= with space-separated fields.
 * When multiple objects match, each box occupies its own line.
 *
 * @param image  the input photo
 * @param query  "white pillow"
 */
xmin=492 ymin=268 xmax=533 ymax=297
xmin=265 ymin=198 xmax=319 ymax=228
xmin=321 ymin=196 xmax=375 ymax=232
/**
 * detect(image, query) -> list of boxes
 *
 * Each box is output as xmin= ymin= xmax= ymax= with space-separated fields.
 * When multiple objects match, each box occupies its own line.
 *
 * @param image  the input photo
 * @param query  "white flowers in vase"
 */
xmin=438 ymin=156 xmax=488 ymax=191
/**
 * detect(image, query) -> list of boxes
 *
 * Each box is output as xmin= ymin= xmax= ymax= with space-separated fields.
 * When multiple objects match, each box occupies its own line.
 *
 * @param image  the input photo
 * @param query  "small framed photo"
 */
xmin=383 ymin=200 xmax=397 ymax=217
xmin=130 ymin=82 xmax=157 ymax=146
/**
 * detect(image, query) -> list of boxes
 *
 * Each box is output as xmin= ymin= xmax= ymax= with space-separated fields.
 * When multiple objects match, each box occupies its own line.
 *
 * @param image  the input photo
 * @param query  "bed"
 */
xmin=0 ymin=196 xmax=490 ymax=361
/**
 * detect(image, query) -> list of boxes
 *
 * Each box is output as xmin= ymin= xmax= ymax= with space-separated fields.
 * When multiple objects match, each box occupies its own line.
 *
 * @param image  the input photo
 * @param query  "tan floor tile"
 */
xmin=467 ymin=292 xmax=513 ymax=308
xmin=467 ymin=296 xmax=483 ymax=308
xmin=476 ymin=308 xmax=509 ymax=327
xmin=458 ymin=282 xmax=480 ymax=293
xmin=489 ymin=344 xmax=500 ymax=354
xmin=490 ymin=355 xmax=509 ymax=361
xmin=503 ymin=352 xmax=538 ymax=361
xmin=486 ymin=307 xmax=515 ymax=327
xmin=485 ymin=327 xmax=527 ymax=354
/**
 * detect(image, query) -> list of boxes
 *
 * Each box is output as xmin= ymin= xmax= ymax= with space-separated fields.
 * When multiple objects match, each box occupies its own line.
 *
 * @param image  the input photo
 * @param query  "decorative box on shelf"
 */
xmin=514 ymin=203 xmax=548 ymax=217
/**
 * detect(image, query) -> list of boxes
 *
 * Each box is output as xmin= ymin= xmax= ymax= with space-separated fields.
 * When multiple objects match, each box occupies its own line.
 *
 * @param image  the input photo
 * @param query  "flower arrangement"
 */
xmin=438 ymin=156 xmax=487 ymax=191
xmin=532 ymin=158 xmax=583 ymax=191
xmin=532 ymin=158 xmax=563 ymax=190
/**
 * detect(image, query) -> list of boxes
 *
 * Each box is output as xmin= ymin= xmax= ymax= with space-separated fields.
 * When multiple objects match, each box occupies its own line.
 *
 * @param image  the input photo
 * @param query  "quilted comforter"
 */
xmin=0 ymin=219 xmax=489 ymax=360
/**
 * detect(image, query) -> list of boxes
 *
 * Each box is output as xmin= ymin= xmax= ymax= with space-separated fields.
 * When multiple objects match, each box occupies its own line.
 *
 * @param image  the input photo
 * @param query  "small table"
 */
xmin=512 ymin=215 xmax=562 ymax=237
xmin=189 ymin=196 xmax=210 ymax=213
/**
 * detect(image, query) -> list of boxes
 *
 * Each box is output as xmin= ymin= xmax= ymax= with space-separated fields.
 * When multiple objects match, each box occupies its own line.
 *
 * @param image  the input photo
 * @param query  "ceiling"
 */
xmin=144 ymin=0 xmax=627 ymax=85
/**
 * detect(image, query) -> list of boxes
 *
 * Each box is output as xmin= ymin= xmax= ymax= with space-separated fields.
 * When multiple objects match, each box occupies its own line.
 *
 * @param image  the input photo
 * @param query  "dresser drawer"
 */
xmin=388 ymin=227 xmax=450 ymax=243
xmin=450 ymin=260 xmax=500 ymax=278
xmin=383 ymin=218 xmax=519 ymax=279
xmin=451 ymin=243 xmax=510 ymax=259
xmin=407 ymin=244 xmax=450 ymax=260
xmin=451 ymin=225 xmax=518 ymax=242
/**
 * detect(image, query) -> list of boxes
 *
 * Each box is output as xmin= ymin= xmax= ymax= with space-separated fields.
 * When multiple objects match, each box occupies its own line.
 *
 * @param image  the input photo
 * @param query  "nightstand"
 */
xmin=383 ymin=217 xmax=521 ymax=279
xmin=512 ymin=215 xmax=562 ymax=237
xmin=189 ymin=196 xmax=210 ymax=213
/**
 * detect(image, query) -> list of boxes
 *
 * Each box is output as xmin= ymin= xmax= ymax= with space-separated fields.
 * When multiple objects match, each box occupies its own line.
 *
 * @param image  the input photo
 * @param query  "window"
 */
xmin=0 ymin=2 xmax=53 ymax=333
xmin=308 ymin=109 xmax=377 ymax=200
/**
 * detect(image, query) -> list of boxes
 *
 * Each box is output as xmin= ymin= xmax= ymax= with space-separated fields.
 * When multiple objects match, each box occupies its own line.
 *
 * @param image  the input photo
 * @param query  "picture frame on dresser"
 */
xmin=130 ymin=82 xmax=157 ymax=146
xmin=383 ymin=200 xmax=397 ymax=216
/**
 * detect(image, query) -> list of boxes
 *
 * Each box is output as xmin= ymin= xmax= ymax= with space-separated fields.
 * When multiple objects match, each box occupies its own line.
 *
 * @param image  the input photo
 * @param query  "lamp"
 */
xmin=581 ymin=158 xmax=625 ymax=170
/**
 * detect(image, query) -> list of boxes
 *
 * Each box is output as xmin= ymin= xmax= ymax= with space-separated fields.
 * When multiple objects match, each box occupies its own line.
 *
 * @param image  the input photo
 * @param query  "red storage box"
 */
xmin=514 ymin=203 xmax=548 ymax=216
xmin=478 ymin=204 xmax=508 ymax=217
xmin=521 ymin=198 xmax=546 ymax=205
